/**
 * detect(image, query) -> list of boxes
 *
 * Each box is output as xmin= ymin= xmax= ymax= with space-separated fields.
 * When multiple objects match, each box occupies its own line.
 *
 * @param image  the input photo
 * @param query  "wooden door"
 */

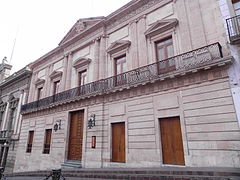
xmin=68 ymin=111 xmax=84 ymax=161
xmin=160 ymin=117 xmax=185 ymax=165
xmin=112 ymin=122 xmax=125 ymax=162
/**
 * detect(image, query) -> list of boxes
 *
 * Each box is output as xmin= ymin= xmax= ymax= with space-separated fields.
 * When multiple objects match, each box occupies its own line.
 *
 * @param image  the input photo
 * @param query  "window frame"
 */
xmin=114 ymin=55 xmax=127 ymax=75
xmin=53 ymin=80 xmax=60 ymax=95
xmin=155 ymin=37 xmax=174 ymax=61
xmin=37 ymin=87 xmax=43 ymax=100
xmin=26 ymin=131 xmax=34 ymax=153
xmin=43 ymin=129 xmax=52 ymax=154
xmin=78 ymin=70 xmax=87 ymax=86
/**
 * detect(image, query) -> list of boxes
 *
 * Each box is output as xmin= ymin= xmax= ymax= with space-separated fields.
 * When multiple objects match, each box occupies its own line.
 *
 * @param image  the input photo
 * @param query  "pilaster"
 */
xmin=65 ymin=52 xmax=73 ymax=89
xmin=93 ymin=38 xmax=100 ymax=81
xmin=99 ymin=36 xmax=106 ymax=79
xmin=129 ymin=21 xmax=139 ymax=69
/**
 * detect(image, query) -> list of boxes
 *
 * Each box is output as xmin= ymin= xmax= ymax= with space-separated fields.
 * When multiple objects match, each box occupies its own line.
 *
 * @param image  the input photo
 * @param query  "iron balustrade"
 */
xmin=21 ymin=43 xmax=223 ymax=113
xmin=226 ymin=15 xmax=240 ymax=44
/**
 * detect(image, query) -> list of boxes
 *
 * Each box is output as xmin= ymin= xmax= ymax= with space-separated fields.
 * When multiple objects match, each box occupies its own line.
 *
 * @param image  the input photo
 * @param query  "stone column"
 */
xmin=93 ymin=38 xmax=100 ymax=81
xmin=137 ymin=16 xmax=148 ymax=67
xmin=65 ymin=52 xmax=73 ymax=89
xmin=99 ymin=36 xmax=106 ymax=79
xmin=61 ymin=55 xmax=68 ymax=91
xmin=129 ymin=21 xmax=139 ymax=69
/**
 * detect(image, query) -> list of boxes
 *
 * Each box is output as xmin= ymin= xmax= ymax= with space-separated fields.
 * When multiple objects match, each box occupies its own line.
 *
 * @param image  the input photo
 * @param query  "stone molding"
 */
xmin=49 ymin=70 xmax=63 ymax=80
xmin=73 ymin=57 xmax=91 ymax=69
xmin=23 ymin=66 xmax=229 ymax=118
xmin=145 ymin=18 xmax=178 ymax=37
xmin=107 ymin=40 xmax=131 ymax=55
xmin=35 ymin=78 xmax=45 ymax=87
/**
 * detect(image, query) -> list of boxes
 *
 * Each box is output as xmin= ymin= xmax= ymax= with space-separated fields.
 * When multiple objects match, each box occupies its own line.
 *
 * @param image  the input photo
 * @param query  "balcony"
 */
xmin=21 ymin=43 xmax=229 ymax=114
xmin=226 ymin=15 xmax=240 ymax=44
xmin=0 ymin=130 xmax=13 ymax=140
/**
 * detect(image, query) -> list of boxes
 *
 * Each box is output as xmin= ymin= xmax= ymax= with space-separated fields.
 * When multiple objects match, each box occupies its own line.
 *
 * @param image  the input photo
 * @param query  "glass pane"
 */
xmin=235 ymin=9 xmax=240 ymax=16
xmin=234 ymin=2 xmax=240 ymax=9
xmin=122 ymin=61 xmax=127 ymax=73
xmin=116 ymin=63 xmax=121 ymax=74
xmin=167 ymin=44 xmax=174 ymax=58
xmin=158 ymin=48 xmax=165 ymax=60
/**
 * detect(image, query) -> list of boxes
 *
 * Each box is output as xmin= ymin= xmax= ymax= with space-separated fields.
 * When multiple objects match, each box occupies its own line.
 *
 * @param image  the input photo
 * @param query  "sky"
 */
xmin=0 ymin=0 xmax=131 ymax=73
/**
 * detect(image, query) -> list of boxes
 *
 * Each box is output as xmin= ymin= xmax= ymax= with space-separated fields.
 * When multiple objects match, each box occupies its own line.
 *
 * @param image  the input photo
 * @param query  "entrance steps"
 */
xmin=7 ymin=167 xmax=240 ymax=179
xmin=61 ymin=161 xmax=82 ymax=169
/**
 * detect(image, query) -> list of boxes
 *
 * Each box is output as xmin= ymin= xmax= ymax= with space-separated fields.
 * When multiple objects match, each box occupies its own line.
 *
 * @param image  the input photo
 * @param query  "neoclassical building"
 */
xmin=14 ymin=0 xmax=240 ymax=172
xmin=0 ymin=59 xmax=31 ymax=172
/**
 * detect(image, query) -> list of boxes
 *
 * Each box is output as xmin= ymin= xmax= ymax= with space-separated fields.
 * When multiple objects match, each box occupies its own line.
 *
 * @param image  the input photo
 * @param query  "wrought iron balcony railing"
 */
xmin=21 ymin=43 xmax=223 ymax=114
xmin=226 ymin=15 xmax=240 ymax=44
xmin=0 ymin=130 xmax=13 ymax=139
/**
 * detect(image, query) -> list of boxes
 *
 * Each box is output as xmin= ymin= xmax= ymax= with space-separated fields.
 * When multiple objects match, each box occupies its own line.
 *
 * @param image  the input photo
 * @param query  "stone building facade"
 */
xmin=0 ymin=59 xmax=31 ymax=172
xmin=14 ymin=0 xmax=240 ymax=172
xmin=218 ymin=0 xmax=240 ymax=129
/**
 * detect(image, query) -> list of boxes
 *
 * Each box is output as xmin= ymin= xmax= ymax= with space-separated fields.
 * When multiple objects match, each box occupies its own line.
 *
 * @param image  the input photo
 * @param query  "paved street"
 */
xmin=6 ymin=177 xmax=111 ymax=180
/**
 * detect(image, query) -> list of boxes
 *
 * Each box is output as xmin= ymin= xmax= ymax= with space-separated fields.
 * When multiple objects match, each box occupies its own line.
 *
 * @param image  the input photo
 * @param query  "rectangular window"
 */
xmin=155 ymin=37 xmax=174 ymax=61
xmin=53 ymin=80 xmax=60 ymax=95
xmin=233 ymin=0 xmax=240 ymax=15
xmin=78 ymin=70 xmax=87 ymax=86
xmin=115 ymin=55 xmax=127 ymax=75
xmin=26 ymin=131 xmax=34 ymax=153
xmin=43 ymin=129 xmax=52 ymax=154
xmin=37 ymin=87 xmax=43 ymax=100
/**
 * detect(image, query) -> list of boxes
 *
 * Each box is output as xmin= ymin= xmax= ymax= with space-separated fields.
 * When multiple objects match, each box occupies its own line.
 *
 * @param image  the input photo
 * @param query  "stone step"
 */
xmin=6 ymin=167 xmax=240 ymax=180
xmin=61 ymin=161 xmax=82 ymax=169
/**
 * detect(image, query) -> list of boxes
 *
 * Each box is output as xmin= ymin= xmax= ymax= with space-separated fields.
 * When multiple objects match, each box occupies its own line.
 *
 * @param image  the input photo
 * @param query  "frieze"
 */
xmin=106 ymin=0 xmax=171 ymax=31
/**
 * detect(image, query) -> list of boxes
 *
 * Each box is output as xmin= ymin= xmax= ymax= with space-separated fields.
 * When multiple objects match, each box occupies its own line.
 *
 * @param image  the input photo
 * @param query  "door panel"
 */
xmin=68 ymin=111 xmax=84 ymax=161
xmin=160 ymin=117 xmax=185 ymax=165
xmin=112 ymin=122 xmax=125 ymax=162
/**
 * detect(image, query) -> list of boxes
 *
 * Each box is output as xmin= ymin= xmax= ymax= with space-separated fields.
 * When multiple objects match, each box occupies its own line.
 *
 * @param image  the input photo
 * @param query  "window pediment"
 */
xmin=107 ymin=40 xmax=131 ymax=55
xmin=35 ymin=78 xmax=45 ymax=87
xmin=49 ymin=70 xmax=63 ymax=80
xmin=73 ymin=57 xmax=91 ymax=69
xmin=145 ymin=18 xmax=178 ymax=37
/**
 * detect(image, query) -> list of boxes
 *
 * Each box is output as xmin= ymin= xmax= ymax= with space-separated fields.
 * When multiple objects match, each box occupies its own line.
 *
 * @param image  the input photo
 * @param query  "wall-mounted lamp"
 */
xmin=54 ymin=120 xmax=61 ymax=132
xmin=88 ymin=114 xmax=96 ymax=129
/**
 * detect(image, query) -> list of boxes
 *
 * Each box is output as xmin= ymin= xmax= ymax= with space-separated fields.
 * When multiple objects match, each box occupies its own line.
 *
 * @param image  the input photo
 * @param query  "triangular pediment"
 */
xmin=59 ymin=17 xmax=105 ymax=45
xmin=49 ymin=70 xmax=63 ymax=80
xmin=35 ymin=78 xmax=45 ymax=86
xmin=107 ymin=40 xmax=131 ymax=54
xmin=145 ymin=18 xmax=178 ymax=37
xmin=73 ymin=57 xmax=91 ymax=69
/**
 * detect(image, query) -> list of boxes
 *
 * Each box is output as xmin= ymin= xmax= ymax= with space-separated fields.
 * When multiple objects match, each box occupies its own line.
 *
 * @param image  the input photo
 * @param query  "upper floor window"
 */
xmin=78 ymin=70 xmax=87 ymax=86
xmin=37 ymin=87 xmax=43 ymax=100
xmin=115 ymin=55 xmax=127 ymax=75
xmin=233 ymin=0 xmax=240 ymax=15
xmin=43 ymin=129 xmax=52 ymax=154
xmin=155 ymin=37 xmax=174 ymax=61
xmin=53 ymin=80 xmax=60 ymax=95
xmin=26 ymin=131 xmax=34 ymax=153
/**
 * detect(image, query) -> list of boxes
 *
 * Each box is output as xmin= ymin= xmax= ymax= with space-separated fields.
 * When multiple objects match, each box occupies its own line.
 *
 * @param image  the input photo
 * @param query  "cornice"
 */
xmin=49 ymin=70 xmax=63 ymax=80
xmin=73 ymin=57 xmax=91 ymax=69
xmin=145 ymin=18 xmax=178 ymax=37
xmin=107 ymin=40 xmax=131 ymax=55
xmin=0 ymin=66 xmax=31 ymax=88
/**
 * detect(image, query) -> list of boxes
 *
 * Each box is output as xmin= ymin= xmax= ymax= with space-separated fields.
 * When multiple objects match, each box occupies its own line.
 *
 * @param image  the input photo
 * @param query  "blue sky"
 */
xmin=0 ymin=0 xmax=131 ymax=73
